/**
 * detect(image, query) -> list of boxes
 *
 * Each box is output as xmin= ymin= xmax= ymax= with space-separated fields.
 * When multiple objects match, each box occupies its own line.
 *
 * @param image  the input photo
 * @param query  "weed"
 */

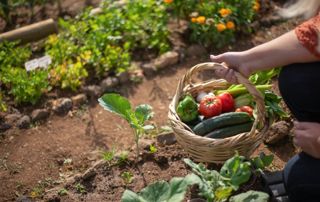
xmin=121 ymin=171 xmax=134 ymax=184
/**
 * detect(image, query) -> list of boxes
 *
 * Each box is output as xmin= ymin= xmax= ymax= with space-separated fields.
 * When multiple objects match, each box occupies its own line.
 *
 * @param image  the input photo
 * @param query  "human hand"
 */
xmin=293 ymin=121 xmax=320 ymax=159
xmin=210 ymin=52 xmax=253 ymax=83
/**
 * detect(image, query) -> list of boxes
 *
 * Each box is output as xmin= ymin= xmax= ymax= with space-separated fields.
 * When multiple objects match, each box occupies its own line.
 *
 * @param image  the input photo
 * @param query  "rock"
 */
xmin=4 ymin=113 xmax=22 ymax=125
xmin=82 ymin=85 xmax=102 ymax=99
xmin=154 ymin=51 xmax=179 ymax=70
xmin=31 ymin=109 xmax=50 ymax=122
xmin=264 ymin=121 xmax=292 ymax=144
xmin=16 ymin=195 xmax=32 ymax=202
xmin=118 ymin=71 xmax=130 ymax=84
xmin=0 ymin=122 xmax=11 ymax=132
xmin=100 ymin=77 xmax=119 ymax=92
xmin=52 ymin=98 xmax=73 ymax=115
xmin=17 ymin=115 xmax=31 ymax=129
xmin=141 ymin=62 xmax=157 ymax=77
xmin=157 ymin=132 xmax=176 ymax=145
xmin=186 ymin=45 xmax=207 ymax=58
xmin=71 ymin=94 xmax=88 ymax=107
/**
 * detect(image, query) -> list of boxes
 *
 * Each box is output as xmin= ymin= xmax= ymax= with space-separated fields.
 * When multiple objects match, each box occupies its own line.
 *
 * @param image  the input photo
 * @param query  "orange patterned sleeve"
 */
xmin=295 ymin=14 xmax=320 ymax=57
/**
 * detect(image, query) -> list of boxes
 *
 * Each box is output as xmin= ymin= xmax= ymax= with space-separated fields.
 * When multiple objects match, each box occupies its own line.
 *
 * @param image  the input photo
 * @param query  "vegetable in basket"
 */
xmin=176 ymin=95 xmax=198 ymax=123
xmin=235 ymin=106 xmax=253 ymax=117
xmin=198 ymin=94 xmax=222 ymax=118
xmin=217 ymin=92 xmax=235 ymax=112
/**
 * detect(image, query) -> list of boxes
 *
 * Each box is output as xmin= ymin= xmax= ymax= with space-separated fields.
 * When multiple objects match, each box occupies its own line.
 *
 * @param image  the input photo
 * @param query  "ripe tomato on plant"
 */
xmin=198 ymin=95 xmax=222 ymax=118
xmin=235 ymin=106 xmax=253 ymax=117
xmin=217 ymin=92 xmax=235 ymax=112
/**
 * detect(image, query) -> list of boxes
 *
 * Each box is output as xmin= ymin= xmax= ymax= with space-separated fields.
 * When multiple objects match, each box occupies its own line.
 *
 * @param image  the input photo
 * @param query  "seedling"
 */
xmin=98 ymin=93 xmax=153 ymax=159
xmin=117 ymin=151 xmax=129 ymax=165
xmin=75 ymin=183 xmax=86 ymax=194
xmin=102 ymin=148 xmax=115 ymax=164
xmin=149 ymin=144 xmax=157 ymax=154
xmin=58 ymin=188 xmax=68 ymax=196
xmin=121 ymin=171 xmax=134 ymax=184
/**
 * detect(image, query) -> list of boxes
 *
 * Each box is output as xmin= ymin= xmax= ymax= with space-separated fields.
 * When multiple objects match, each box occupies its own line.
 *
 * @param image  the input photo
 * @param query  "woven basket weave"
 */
xmin=168 ymin=62 xmax=269 ymax=163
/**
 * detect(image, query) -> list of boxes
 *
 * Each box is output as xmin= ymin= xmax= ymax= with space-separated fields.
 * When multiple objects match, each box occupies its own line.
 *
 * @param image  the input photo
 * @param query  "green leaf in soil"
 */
xmin=214 ymin=186 xmax=233 ymax=202
xmin=121 ymin=174 xmax=200 ymax=202
xmin=135 ymin=104 xmax=154 ymax=125
xmin=98 ymin=93 xmax=132 ymax=122
xmin=229 ymin=190 xmax=269 ymax=202
xmin=252 ymin=152 xmax=274 ymax=170
xmin=220 ymin=154 xmax=251 ymax=190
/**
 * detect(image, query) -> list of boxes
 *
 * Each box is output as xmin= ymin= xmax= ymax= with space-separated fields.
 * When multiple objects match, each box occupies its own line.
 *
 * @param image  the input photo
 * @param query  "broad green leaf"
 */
xmin=214 ymin=186 xmax=233 ymax=202
xmin=167 ymin=174 xmax=202 ymax=202
xmin=121 ymin=190 xmax=145 ymax=202
xmin=135 ymin=104 xmax=154 ymax=125
xmin=98 ymin=93 xmax=132 ymax=122
xmin=229 ymin=190 xmax=269 ymax=202
xmin=220 ymin=154 xmax=251 ymax=190
xmin=140 ymin=181 xmax=170 ymax=202
xmin=252 ymin=153 xmax=274 ymax=170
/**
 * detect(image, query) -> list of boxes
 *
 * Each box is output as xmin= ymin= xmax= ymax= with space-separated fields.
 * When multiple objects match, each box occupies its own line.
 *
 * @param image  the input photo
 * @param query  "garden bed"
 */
xmin=0 ymin=0 xmax=303 ymax=201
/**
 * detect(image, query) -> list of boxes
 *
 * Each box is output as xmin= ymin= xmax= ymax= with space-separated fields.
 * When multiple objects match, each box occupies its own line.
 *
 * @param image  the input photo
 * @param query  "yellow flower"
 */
xmin=196 ymin=16 xmax=206 ymax=24
xmin=216 ymin=23 xmax=226 ymax=32
xmin=191 ymin=17 xmax=197 ymax=23
xmin=163 ymin=0 xmax=173 ymax=4
xmin=219 ymin=8 xmax=232 ymax=18
xmin=226 ymin=21 xmax=235 ymax=30
xmin=253 ymin=1 xmax=260 ymax=12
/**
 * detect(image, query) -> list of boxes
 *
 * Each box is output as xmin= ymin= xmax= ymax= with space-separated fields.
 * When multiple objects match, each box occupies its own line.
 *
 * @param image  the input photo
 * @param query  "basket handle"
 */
xmin=182 ymin=62 xmax=267 ymax=131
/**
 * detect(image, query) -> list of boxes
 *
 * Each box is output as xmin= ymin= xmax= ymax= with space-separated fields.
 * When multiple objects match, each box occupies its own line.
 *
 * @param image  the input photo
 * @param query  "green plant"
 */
xmin=149 ymin=144 xmax=157 ymax=154
xmin=1 ymin=68 xmax=49 ymax=105
xmin=117 ymin=151 xmax=129 ymax=165
xmin=121 ymin=173 xmax=201 ymax=202
xmin=75 ymin=183 xmax=86 ymax=194
xmin=58 ymin=188 xmax=68 ymax=196
xmin=184 ymin=152 xmax=273 ymax=202
xmin=98 ymin=93 xmax=154 ymax=158
xmin=0 ymin=41 xmax=31 ymax=69
xmin=102 ymin=148 xmax=115 ymax=164
xmin=0 ymin=91 xmax=7 ymax=112
xmin=121 ymin=171 xmax=134 ymax=184
xmin=166 ymin=0 xmax=257 ymax=48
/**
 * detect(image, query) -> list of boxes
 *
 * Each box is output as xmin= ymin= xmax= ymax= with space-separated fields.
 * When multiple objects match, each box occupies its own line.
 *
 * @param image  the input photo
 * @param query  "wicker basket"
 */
xmin=168 ymin=62 xmax=269 ymax=163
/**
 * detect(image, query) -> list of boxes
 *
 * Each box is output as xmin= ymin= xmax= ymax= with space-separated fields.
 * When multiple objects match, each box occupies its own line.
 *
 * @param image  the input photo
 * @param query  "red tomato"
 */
xmin=235 ymin=106 xmax=253 ymax=117
xmin=217 ymin=92 xmax=235 ymax=112
xmin=199 ymin=95 xmax=222 ymax=118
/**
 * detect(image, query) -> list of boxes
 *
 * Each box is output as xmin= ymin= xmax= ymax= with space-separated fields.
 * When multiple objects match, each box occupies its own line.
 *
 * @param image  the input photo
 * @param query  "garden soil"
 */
xmin=0 ymin=4 xmax=302 ymax=202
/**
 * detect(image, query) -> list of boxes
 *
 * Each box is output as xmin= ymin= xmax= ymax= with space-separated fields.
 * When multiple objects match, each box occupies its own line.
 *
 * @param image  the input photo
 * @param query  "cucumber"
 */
xmin=192 ymin=112 xmax=252 ymax=136
xmin=205 ymin=122 xmax=253 ymax=139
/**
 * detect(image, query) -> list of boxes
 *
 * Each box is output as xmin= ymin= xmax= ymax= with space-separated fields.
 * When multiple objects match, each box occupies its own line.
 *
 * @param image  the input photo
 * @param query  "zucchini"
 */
xmin=205 ymin=122 xmax=253 ymax=139
xmin=192 ymin=112 xmax=252 ymax=136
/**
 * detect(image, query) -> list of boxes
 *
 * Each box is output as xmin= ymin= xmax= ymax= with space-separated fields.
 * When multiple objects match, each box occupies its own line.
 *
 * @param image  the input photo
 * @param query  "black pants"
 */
xmin=278 ymin=62 xmax=320 ymax=202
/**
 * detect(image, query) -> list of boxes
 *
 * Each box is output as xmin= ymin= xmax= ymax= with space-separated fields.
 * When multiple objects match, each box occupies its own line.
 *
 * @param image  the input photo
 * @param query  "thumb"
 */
xmin=210 ymin=54 xmax=224 ymax=63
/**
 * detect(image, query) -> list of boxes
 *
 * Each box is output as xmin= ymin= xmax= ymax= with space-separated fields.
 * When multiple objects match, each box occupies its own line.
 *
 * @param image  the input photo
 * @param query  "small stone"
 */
xmin=16 ymin=195 xmax=32 ymax=202
xmin=82 ymin=85 xmax=102 ymax=99
xmin=17 ymin=115 xmax=31 ymax=129
xmin=157 ymin=132 xmax=176 ymax=145
xmin=71 ymin=94 xmax=88 ymax=107
xmin=154 ymin=51 xmax=179 ymax=70
xmin=100 ymin=77 xmax=119 ymax=93
xmin=264 ymin=121 xmax=291 ymax=144
xmin=31 ymin=109 xmax=50 ymax=122
xmin=52 ymin=98 xmax=73 ymax=115
xmin=141 ymin=62 xmax=157 ymax=77
xmin=4 ymin=113 xmax=22 ymax=125
xmin=186 ymin=45 xmax=207 ymax=58
xmin=118 ymin=71 xmax=130 ymax=84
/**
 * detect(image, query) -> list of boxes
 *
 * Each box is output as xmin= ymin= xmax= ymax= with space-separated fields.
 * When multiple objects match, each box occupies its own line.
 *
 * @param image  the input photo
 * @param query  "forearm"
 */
xmin=243 ymin=30 xmax=320 ymax=74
